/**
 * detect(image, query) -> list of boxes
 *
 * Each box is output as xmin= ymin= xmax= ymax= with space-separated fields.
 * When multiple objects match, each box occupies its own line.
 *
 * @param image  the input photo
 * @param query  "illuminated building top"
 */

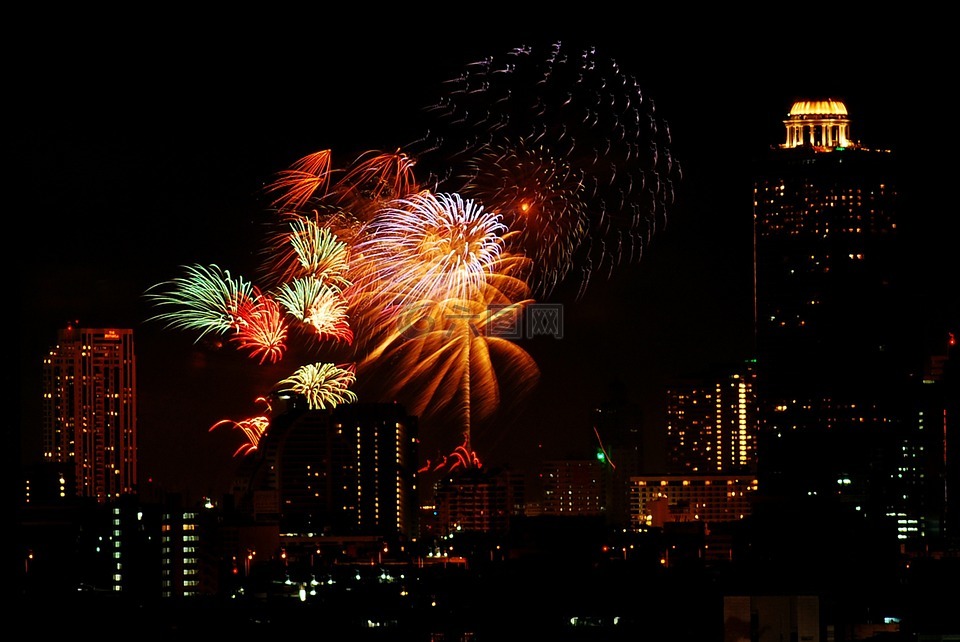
xmin=781 ymin=98 xmax=856 ymax=150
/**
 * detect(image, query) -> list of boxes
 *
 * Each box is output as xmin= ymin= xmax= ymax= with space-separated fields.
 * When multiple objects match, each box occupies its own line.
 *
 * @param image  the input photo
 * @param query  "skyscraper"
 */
xmin=750 ymin=99 xmax=930 ymax=550
xmin=42 ymin=323 xmax=137 ymax=502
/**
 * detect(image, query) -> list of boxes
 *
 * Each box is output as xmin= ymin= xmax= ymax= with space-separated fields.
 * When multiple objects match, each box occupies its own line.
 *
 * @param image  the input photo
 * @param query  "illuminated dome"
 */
xmin=788 ymin=99 xmax=848 ymax=117
xmin=782 ymin=98 xmax=855 ymax=149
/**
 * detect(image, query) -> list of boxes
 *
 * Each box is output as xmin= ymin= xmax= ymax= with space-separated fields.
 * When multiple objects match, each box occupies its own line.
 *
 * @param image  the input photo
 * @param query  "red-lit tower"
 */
xmin=42 ymin=323 xmax=137 ymax=502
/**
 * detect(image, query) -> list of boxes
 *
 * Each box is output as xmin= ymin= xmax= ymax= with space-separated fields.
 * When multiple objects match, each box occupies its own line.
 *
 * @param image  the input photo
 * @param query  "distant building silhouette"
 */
xmin=590 ymin=380 xmax=644 ymax=526
xmin=431 ymin=467 xmax=513 ymax=535
xmin=540 ymin=459 xmax=605 ymax=517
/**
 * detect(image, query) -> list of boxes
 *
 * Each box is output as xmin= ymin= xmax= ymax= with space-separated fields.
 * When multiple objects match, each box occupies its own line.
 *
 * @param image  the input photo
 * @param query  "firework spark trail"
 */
xmin=210 ymin=397 xmax=273 ymax=457
xmin=408 ymin=40 xmax=681 ymax=298
xmin=262 ymin=217 xmax=353 ymax=291
xmin=264 ymin=149 xmax=335 ymax=212
xmin=144 ymin=264 xmax=258 ymax=341
xmin=276 ymin=362 xmax=358 ymax=410
xmin=275 ymin=277 xmax=353 ymax=345
xmin=230 ymin=290 xmax=289 ymax=364
xmin=348 ymin=192 xmax=511 ymax=323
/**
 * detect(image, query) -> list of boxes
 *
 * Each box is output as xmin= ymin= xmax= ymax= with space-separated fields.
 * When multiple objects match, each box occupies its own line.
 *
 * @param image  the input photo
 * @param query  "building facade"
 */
xmin=629 ymin=475 xmax=758 ymax=530
xmin=666 ymin=360 xmax=757 ymax=475
xmin=234 ymin=398 xmax=420 ymax=543
xmin=751 ymin=99 xmax=947 ymax=552
xmin=42 ymin=324 xmax=137 ymax=502
xmin=539 ymin=459 xmax=606 ymax=517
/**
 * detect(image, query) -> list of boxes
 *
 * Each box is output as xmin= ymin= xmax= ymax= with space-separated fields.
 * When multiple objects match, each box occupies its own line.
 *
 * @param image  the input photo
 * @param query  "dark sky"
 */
xmin=16 ymin=14 xmax=956 ymax=503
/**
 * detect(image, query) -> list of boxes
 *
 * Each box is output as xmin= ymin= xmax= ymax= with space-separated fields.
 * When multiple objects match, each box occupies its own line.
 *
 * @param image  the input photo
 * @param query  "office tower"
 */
xmin=235 ymin=397 xmax=419 ymax=542
xmin=591 ymin=381 xmax=644 ymax=526
xmin=42 ymin=324 xmax=137 ymax=502
xmin=665 ymin=360 xmax=757 ymax=474
xmin=751 ymin=99 xmax=919 ymax=547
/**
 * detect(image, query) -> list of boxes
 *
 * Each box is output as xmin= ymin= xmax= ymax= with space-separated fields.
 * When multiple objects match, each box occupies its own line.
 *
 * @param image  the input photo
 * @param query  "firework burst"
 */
xmin=210 ymin=397 xmax=273 ymax=457
xmin=143 ymin=41 xmax=680 ymax=468
xmin=349 ymin=191 xmax=515 ymax=322
xmin=275 ymin=362 xmax=358 ymax=410
xmin=275 ymin=276 xmax=353 ymax=345
xmin=262 ymin=217 xmax=353 ymax=291
xmin=144 ymin=263 xmax=258 ymax=341
xmin=408 ymin=41 xmax=681 ymax=298
xmin=230 ymin=291 xmax=289 ymax=365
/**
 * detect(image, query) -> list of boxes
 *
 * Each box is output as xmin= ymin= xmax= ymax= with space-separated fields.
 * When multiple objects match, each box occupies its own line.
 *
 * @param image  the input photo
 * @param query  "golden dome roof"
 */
xmin=788 ymin=99 xmax=848 ymax=117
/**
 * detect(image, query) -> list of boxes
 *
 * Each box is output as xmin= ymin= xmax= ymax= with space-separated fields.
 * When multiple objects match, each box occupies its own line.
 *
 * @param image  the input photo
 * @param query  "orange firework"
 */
xmin=210 ymin=397 xmax=273 ymax=457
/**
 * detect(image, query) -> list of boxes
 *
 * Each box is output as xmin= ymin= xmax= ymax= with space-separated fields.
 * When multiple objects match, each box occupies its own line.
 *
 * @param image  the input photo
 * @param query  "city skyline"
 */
xmin=16 ymin=20 xmax=956 ymax=504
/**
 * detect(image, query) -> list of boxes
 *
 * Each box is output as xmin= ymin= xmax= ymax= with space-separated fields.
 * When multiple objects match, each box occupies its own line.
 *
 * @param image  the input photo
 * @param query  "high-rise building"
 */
xmin=751 ymin=99 xmax=934 ymax=549
xmin=665 ymin=360 xmax=757 ymax=475
xmin=42 ymin=323 xmax=137 ymax=502
xmin=234 ymin=397 xmax=420 ymax=542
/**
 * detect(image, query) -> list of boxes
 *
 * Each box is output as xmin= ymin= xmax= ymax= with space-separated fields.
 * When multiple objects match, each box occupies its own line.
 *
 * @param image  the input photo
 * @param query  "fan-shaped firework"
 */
xmin=210 ymin=397 xmax=273 ymax=457
xmin=230 ymin=292 xmax=288 ymax=365
xmin=275 ymin=362 xmax=358 ymax=410
xmin=358 ymin=297 xmax=539 ymax=437
xmin=264 ymin=149 xmax=335 ymax=213
xmin=275 ymin=277 xmax=353 ymax=345
xmin=408 ymin=41 xmax=681 ymax=298
xmin=264 ymin=217 xmax=352 ymax=290
xmin=144 ymin=264 xmax=258 ymax=341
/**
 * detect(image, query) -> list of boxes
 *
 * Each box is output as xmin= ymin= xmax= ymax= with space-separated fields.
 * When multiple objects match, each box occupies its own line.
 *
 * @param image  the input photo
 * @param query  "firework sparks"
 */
xmin=144 ymin=264 xmax=257 ymax=341
xmin=409 ymin=41 xmax=681 ymax=298
xmin=265 ymin=217 xmax=353 ymax=290
xmin=230 ymin=291 xmax=289 ymax=364
xmin=420 ymin=438 xmax=484 ymax=473
xmin=276 ymin=362 xmax=358 ymax=410
xmin=274 ymin=277 xmax=353 ymax=345
xmin=349 ymin=191 xmax=513 ymax=319
xmin=210 ymin=397 xmax=273 ymax=457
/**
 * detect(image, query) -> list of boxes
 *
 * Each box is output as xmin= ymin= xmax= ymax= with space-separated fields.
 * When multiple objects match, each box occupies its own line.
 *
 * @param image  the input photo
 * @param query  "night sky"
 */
xmin=16 ymin=14 xmax=956 ymax=504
